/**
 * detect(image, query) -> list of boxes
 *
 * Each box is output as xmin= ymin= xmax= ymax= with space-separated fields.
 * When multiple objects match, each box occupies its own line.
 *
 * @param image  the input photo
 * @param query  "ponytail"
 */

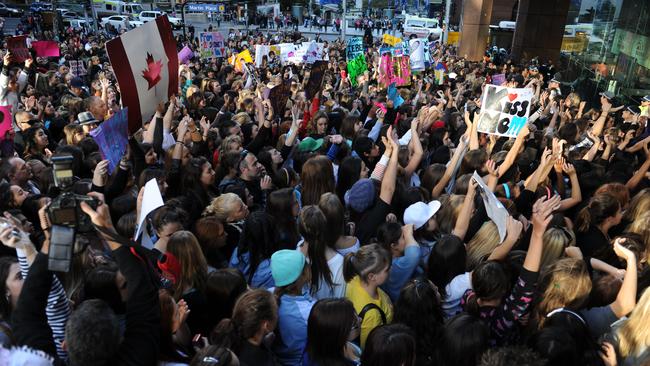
xmin=342 ymin=244 xmax=391 ymax=283
xmin=210 ymin=318 xmax=240 ymax=352
xmin=576 ymin=206 xmax=591 ymax=233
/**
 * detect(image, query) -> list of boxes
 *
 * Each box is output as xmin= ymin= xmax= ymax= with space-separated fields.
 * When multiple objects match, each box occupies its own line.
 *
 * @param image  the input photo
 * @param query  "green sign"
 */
xmin=347 ymin=54 xmax=368 ymax=87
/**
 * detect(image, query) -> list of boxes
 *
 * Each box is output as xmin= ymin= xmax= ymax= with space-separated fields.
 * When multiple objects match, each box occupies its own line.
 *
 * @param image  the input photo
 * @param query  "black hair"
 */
xmin=83 ymin=264 xmax=125 ymax=314
xmin=304 ymin=298 xmax=357 ymax=366
xmin=465 ymin=261 xmax=512 ymax=316
xmin=336 ymin=156 xmax=363 ymax=202
xmin=65 ymin=299 xmax=120 ymax=366
xmin=376 ymin=222 xmax=402 ymax=254
xmin=436 ymin=313 xmax=489 ymax=366
xmin=205 ymin=268 xmax=248 ymax=334
xmin=361 ymin=324 xmax=417 ymax=366
xmin=427 ymin=234 xmax=466 ymax=298
xmin=237 ymin=211 xmax=278 ymax=284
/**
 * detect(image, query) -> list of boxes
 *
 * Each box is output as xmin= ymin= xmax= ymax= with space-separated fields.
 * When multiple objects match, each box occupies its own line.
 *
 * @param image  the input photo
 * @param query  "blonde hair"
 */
xmin=232 ymin=112 xmax=252 ymax=125
xmin=466 ymin=221 xmax=500 ymax=271
xmin=63 ymin=124 xmax=84 ymax=145
xmin=616 ymin=288 xmax=650 ymax=358
xmin=436 ymin=194 xmax=465 ymax=235
xmin=540 ymin=227 xmax=575 ymax=270
xmin=220 ymin=135 xmax=242 ymax=155
xmin=533 ymin=258 xmax=592 ymax=329
xmin=626 ymin=212 xmax=650 ymax=264
xmin=624 ymin=188 xmax=650 ymax=223
xmin=203 ymin=193 xmax=243 ymax=222
xmin=186 ymin=85 xmax=200 ymax=100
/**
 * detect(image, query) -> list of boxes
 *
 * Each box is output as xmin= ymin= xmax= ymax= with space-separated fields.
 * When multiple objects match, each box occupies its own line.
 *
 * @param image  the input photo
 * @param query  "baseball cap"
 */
xmin=298 ymin=137 xmax=324 ymax=152
xmin=403 ymin=201 xmax=441 ymax=230
xmin=345 ymin=178 xmax=376 ymax=213
xmin=642 ymin=95 xmax=650 ymax=102
xmin=627 ymin=105 xmax=641 ymax=115
xmin=599 ymin=91 xmax=615 ymax=100
xmin=70 ymin=77 xmax=84 ymax=89
xmin=271 ymin=250 xmax=306 ymax=287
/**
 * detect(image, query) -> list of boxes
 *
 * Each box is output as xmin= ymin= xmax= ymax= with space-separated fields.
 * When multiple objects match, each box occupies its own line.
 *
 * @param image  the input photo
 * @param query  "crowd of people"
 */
xmin=0 ymin=10 xmax=649 ymax=366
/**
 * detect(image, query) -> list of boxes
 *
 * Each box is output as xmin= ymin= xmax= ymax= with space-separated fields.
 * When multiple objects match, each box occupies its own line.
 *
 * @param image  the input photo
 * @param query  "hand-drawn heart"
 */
xmin=508 ymin=93 xmax=518 ymax=101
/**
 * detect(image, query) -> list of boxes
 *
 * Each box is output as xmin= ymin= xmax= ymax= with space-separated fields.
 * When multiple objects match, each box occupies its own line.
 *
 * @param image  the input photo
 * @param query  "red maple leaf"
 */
xmin=141 ymin=53 xmax=163 ymax=89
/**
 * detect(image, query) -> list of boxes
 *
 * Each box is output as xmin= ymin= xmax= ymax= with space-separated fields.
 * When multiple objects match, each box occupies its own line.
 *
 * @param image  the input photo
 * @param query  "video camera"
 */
xmin=47 ymin=155 xmax=99 ymax=272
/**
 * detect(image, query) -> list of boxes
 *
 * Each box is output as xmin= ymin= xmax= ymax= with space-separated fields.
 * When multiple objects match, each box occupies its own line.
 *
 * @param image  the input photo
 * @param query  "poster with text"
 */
xmin=477 ymin=85 xmax=533 ymax=137
xmin=378 ymin=54 xmax=410 ymax=89
xmin=347 ymin=54 xmax=367 ymax=87
xmin=346 ymin=37 xmax=364 ymax=60
xmin=199 ymin=32 xmax=225 ymax=58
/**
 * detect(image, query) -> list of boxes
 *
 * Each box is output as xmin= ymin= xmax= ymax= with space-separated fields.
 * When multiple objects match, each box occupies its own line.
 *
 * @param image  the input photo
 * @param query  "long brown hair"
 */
xmin=575 ymin=193 xmax=620 ymax=233
xmin=167 ymin=231 xmax=209 ymax=300
xmin=300 ymin=155 xmax=335 ymax=206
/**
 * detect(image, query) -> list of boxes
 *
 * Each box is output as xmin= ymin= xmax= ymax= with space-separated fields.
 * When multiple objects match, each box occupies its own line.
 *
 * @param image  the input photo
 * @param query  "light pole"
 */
xmin=443 ymin=0 xmax=450 ymax=43
xmin=342 ymin=0 xmax=346 ymax=39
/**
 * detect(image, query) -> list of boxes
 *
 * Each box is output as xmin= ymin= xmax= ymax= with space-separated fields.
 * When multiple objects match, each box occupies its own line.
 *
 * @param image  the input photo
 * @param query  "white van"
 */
xmin=402 ymin=15 xmax=443 ymax=39
xmin=93 ymin=0 xmax=143 ymax=18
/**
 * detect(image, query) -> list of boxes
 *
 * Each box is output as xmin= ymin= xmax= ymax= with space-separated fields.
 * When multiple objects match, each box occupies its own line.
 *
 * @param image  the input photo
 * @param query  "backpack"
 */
xmin=351 ymin=303 xmax=387 ymax=346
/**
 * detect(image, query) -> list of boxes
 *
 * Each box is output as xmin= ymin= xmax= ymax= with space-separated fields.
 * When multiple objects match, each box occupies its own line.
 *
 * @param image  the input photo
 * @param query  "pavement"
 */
xmin=1 ymin=16 xmax=404 ymax=42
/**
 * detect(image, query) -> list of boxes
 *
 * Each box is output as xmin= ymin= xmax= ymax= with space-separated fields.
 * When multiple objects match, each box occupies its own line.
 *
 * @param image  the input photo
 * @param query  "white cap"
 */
xmin=404 ymin=201 xmax=441 ymax=230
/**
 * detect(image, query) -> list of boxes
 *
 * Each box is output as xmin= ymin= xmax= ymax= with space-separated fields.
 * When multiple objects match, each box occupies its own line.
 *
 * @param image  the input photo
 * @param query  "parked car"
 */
xmin=29 ymin=2 xmax=53 ymax=13
xmin=0 ymin=3 xmax=23 ymax=17
xmin=100 ymin=15 xmax=143 ymax=29
xmin=138 ymin=10 xmax=181 ymax=28
xmin=57 ymin=8 xmax=80 ymax=18
xmin=62 ymin=18 xmax=92 ymax=29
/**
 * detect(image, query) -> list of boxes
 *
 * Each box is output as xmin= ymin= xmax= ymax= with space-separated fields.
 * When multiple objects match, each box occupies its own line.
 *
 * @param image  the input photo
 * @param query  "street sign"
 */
xmin=186 ymin=3 xmax=223 ymax=12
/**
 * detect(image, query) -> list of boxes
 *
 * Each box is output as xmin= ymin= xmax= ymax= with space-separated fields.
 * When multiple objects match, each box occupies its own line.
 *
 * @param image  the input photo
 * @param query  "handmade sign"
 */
xmin=31 ymin=41 xmax=59 ymax=57
xmin=472 ymin=172 xmax=508 ymax=243
xmin=476 ymin=85 xmax=533 ymax=137
xmin=387 ymin=83 xmax=404 ymax=108
xmin=279 ymin=43 xmax=298 ymax=63
xmin=268 ymin=80 xmax=292 ymax=121
xmin=346 ymin=37 xmax=364 ymax=60
xmin=347 ymin=53 xmax=367 ymax=87
xmin=305 ymin=61 xmax=328 ymax=99
xmin=491 ymin=73 xmax=506 ymax=86
xmin=89 ymin=108 xmax=128 ymax=174
xmin=382 ymin=34 xmax=402 ymax=46
xmin=178 ymin=46 xmax=193 ymax=64
xmin=254 ymin=44 xmax=281 ymax=66
xmin=68 ymin=60 xmax=87 ymax=77
xmin=434 ymin=62 xmax=446 ymax=85
xmin=0 ymin=106 xmax=12 ymax=141
xmin=409 ymin=39 xmax=425 ymax=71
xmin=199 ymin=32 xmax=226 ymax=58
xmin=378 ymin=53 xmax=410 ymax=89
xmin=6 ymin=36 xmax=30 ymax=62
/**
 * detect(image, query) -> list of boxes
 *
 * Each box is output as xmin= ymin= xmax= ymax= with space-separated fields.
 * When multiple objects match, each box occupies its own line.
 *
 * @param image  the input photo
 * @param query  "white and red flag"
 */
xmin=106 ymin=16 xmax=178 ymax=134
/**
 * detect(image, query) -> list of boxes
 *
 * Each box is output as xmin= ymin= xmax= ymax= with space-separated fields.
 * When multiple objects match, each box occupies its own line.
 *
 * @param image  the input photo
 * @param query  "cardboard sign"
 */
xmin=347 ymin=54 xmax=367 ymax=87
xmin=89 ymin=108 xmax=129 ymax=174
xmin=178 ymin=46 xmax=193 ymax=64
xmin=268 ymin=80 xmax=292 ymax=120
xmin=409 ymin=39 xmax=425 ymax=71
xmin=387 ymin=83 xmax=404 ymax=107
xmin=476 ymin=85 xmax=533 ymax=137
xmin=199 ymin=32 xmax=226 ymax=58
xmin=382 ymin=34 xmax=402 ymax=46
xmin=31 ymin=41 xmax=59 ymax=57
xmin=254 ymin=44 xmax=281 ymax=66
xmin=346 ymin=37 xmax=364 ymax=60
xmin=6 ymin=36 xmax=30 ymax=63
xmin=305 ymin=61 xmax=328 ymax=99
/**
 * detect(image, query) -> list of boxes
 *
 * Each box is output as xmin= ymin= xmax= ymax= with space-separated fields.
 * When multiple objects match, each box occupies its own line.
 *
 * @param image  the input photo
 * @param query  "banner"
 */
xmin=31 ymin=41 xmax=59 ymax=57
xmin=254 ymin=44 xmax=280 ymax=66
xmin=476 ymin=85 xmax=533 ymax=137
xmin=106 ymin=15 xmax=178 ymax=134
xmin=409 ymin=39 xmax=425 ymax=71
xmin=305 ymin=61 xmax=328 ymax=99
xmin=382 ymin=34 xmax=402 ymax=46
xmin=199 ymin=32 xmax=226 ymax=58
xmin=346 ymin=37 xmax=364 ymax=60
xmin=6 ymin=36 xmax=30 ymax=62
xmin=178 ymin=46 xmax=193 ymax=64
xmin=347 ymin=53 xmax=367 ymax=87
xmin=89 ymin=108 xmax=129 ymax=174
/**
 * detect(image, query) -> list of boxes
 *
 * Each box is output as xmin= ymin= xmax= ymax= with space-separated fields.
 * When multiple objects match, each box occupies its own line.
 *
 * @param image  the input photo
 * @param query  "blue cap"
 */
xmin=345 ymin=178 xmax=376 ymax=213
xmin=271 ymin=250 xmax=306 ymax=287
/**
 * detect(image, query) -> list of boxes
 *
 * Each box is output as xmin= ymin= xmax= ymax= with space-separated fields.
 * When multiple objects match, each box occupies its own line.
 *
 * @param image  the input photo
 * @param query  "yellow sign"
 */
xmin=382 ymin=34 xmax=402 ymax=46
xmin=561 ymin=35 xmax=588 ymax=53
xmin=230 ymin=49 xmax=253 ymax=72
xmin=447 ymin=32 xmax=460 ymax=46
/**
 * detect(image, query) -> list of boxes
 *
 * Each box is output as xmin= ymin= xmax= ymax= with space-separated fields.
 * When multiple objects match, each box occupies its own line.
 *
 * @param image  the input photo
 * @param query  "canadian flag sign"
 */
xmin=106 ymin=16 xmax=178 ymax=134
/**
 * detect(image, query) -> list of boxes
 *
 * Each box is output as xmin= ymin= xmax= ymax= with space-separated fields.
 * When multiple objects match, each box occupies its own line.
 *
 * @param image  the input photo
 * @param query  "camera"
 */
xmin=47 ymin=155 xmax=99 ymax=272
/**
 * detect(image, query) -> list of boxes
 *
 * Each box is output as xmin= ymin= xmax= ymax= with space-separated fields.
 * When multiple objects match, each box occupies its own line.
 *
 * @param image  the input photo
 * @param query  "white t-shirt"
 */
xmin=313 ymin=253 xmax=347 ymax=300
xmin=442 ymin=272 xmax=471 ymax=318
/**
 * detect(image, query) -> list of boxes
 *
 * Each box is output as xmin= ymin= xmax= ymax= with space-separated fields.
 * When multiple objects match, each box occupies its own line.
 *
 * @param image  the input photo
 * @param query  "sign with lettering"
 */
xmin=346 ymin=37 xmax=364 ymax=60
xmin=476 ymin=85 xmax=533 ymax=137
xmin=199 ymin=32 xmax=225 ymax=58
